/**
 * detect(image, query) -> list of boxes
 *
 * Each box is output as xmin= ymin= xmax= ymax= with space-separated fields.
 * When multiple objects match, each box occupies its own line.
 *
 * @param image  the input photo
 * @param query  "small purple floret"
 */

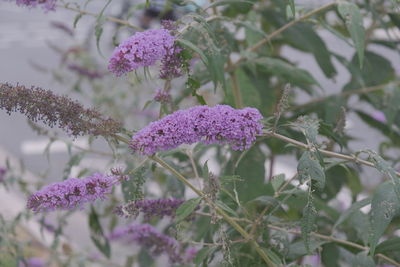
xmin=108 ymin=29 xmax=175 ymax=76
xmin=16 ymin=0 xmax=57 ymax=11
xmin=109 ymin=223 xmax=197 ymax=264
xmin=27 ymin=173 xmax=121 ymax=212
xmin=130 ymin=105 xmax=263 ymax=155
xmin=372 ymin=111 xmax=386 ymax=123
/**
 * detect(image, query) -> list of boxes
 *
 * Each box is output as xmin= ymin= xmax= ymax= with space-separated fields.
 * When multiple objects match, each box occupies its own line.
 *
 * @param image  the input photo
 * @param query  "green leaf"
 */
xmin=321 ymin=243 xmax=340 ymax=267
xmin=175 ymin=197 xmax=201 ymax=223
xmin=226 ymin=68 xmax=261 ymax=108
xmin=366 ymin=150 xmax=400 ymax=201
xmin=287 ymin=240 xmax=325 ymax=260
xmin=63 ymin=153 xmax=84 ymax=180
xmin=235 ymin=146 xmax=268 ymax=202
xmin=94 ymin=0 xmax=111 ymax=56
xmin=301 ymin=201 xmax=317 ymax=254
xmin=297 ymin=151 xmax=325 ymax=190
xmin=255 ymin=57 xmax=320 ymax=93
xmin=288 ymin=0 xmax=295 ymax=15
xmin=375 ymin=237 xmax=400 ymax=254
xmin=338 ymin=2 xmax=365 ymax=67
xmin=351 ymin=252 xmax=375 ymax=267
xmin=342 ymin=51 xmax=394 ymax=91
xmin=261 ymin=10 xmax=337 ymax=78
xmin=383 ymin=85 xmax=400 ymax=127
xmin=388 ymin=13 xmax=400 ymax=30
xmin=216 ymin=200 xmax=238 ymax=216
xmin=356 ymin=110 xmax=400 ymax=147
xmin=73 ymin=14 xmax=83 ymax=28
xmin=368 ymin=182 xmax=400 ymax=254
xmin=194 ymin=247 xmax=216 ymax=266
xmin=121 ymin=166 xmax=146 ymax=202
xmin=348 ymin=210 xmax=370 ymax=245
xmin=292 ymin=115 xmax=320 ymax=145
xmin=271 ymin=174 xmax=285 ymax=192
xmin=178 ymin=39 xmax=209 ymax=66
xmin=205 ymin=0 xmax=254 ymax=10
xmin=333 ymin=197 xmax=371 ymax=230
xmin=88 ymin=206 xmax=111 ymax=258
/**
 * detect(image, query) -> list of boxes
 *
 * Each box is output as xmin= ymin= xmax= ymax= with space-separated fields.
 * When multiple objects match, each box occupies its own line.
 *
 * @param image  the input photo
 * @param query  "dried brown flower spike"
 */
xmin=0 ymin=83 xmax=121 ymax=137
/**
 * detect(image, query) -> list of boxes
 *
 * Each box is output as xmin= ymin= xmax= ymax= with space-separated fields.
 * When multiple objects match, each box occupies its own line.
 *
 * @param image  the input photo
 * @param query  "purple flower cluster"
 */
xmin=130 ymin=105 xmax=263 ymax=155
xmin=114 ymin=198 xmax=185 ymax=219
xmin=16 ymin=0 xmax=56 ymax=11
xmin=153 ymin=88 xmax=171 ymax=103
xmin=108 ymin=29 xmax=175 ymax=76
xmin=27 ymin=173 xmax=121 ymax=212
xmin=109 ymin=223 xmax=197 ymax=264
xmin=0 ymin=167 xmax=6 ymax=182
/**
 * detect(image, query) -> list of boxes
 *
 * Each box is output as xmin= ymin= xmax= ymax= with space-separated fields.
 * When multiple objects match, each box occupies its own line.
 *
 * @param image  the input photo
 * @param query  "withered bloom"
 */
xmin=0 ymin=83 xmax=121 ymax=137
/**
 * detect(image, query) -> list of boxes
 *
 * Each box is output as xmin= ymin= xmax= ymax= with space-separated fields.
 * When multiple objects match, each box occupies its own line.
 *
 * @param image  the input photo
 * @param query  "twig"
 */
xmin=58 ymin=4 xmax=142 ymax=31
xmin=274 ymin=173 xmax=298 ymax=198
xmin=261 ymin=130 xmax=400 ymax=176
xmin=268 ymin=224 xmax=400 ymax=266
xmin=228 ymin=2 xmax=337 ymax=71
xmin=149 ymin=155 xmax=275 ymax=267
xmin=290 ymin=81 xmax=400 ymax=111
xmin=186 ymin=150 xmax=202 ymax=190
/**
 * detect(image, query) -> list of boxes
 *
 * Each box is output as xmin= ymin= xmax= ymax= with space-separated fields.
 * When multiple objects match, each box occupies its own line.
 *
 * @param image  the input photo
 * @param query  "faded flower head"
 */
xmin=114 ymin=198 xmax=185 ymax=220
xmin=153 ymin=88 xmax=171 ymax=103
xmin=16 ymin=0 xmax=57 ymax=11
xmin=109 ymin=223 xmax=197 ymax=264
xmin=0 ymin=167 xmax=6 ymax=182
xmin=108 ymin=29 xmax=175 ymax=76
xmin=67 ymin=64 xmax=105 ymax=80
xmin=130 ymin=105 xmax=263 ymax=155
xmin=0 ymin=83 xmax=121 ymax=137
xmin=27 ymin=173 xmax=122 ymax=212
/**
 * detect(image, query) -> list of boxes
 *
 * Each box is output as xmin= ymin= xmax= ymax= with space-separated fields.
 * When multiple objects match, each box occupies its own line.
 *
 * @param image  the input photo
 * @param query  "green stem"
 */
xmin=150 ymin=155 xmax=275 ymax=267
xmin=230 ymin=71 xmax=243 ymax=108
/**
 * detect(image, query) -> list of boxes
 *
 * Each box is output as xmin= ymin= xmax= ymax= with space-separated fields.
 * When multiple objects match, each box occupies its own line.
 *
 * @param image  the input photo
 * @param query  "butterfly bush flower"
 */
xmin=27 ymin=173 xmax=122 ymax=212
xmin=130 ymin=105 xmax=263 ymax=155
xmin=114 ymin=198 xmax=185 ymax=219
xmin=108 ymin=29 xmax=175 ymax=76
xmin=16 ymin=0 xmax=57 ymax=11
xmin=109 ymin=223 xmax=197 ymax=264
xmin=153 ymin=88 xmax=171 ymax=103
